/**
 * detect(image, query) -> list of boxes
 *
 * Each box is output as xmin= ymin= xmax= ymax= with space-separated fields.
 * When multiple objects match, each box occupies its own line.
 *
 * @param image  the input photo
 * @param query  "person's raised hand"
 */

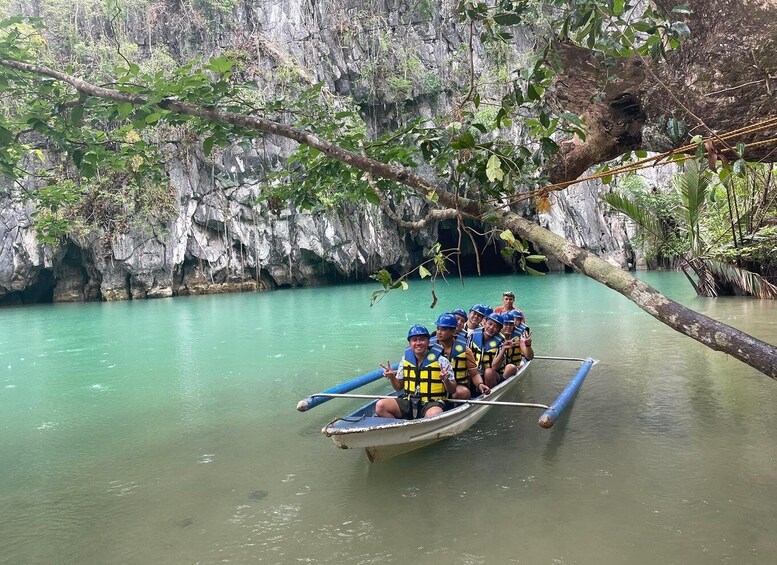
xmin=379 ymin=360 xmax=396 ymax=378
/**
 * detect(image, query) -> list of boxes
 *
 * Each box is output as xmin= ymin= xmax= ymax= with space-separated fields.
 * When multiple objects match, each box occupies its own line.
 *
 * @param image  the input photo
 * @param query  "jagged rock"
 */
xmin=0 ymin=185 xmax=58 ymax=304
xmin=0 ymin=0 xmax=644 ymax=304
xmin=540 ymin=179 xmax=633 ymax=271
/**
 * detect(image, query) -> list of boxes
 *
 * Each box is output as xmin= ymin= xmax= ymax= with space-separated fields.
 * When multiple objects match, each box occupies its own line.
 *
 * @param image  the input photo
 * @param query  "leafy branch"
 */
xmin=369 ymin=243 xmax=457 ymax=307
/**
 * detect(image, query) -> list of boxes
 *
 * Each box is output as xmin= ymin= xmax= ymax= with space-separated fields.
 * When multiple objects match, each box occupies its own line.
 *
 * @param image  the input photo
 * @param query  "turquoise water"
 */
xmin=1 ymin=272 xmax=776 ymax=564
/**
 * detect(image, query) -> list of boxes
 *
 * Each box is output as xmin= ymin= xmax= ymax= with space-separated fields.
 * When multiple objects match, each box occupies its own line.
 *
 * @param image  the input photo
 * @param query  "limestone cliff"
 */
xmin=0 ymin=0 xmax=635 ymax=304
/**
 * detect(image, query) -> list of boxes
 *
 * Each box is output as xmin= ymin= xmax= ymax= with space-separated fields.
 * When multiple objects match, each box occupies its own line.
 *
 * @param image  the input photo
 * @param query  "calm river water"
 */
xmin=1 ymin=272 xmax=776 ymax=564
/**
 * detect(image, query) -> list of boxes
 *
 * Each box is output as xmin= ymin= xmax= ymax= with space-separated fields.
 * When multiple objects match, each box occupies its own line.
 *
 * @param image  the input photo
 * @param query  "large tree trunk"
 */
xmin=547 ymin=0 xmax=777 ymax=182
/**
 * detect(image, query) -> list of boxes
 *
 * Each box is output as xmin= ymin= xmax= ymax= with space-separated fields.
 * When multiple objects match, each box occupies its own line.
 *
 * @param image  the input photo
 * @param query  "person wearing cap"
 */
xmin=493 ymin=291 xmax=515 ymax=314
xmin=431 ymin=313 xmax=490 ymax=399
xmin=511 ymin=309 xmax=531 ymax=337
xmin=481 ymin=306 xmax=494 ymax=327
xmin=469 ymin=312 xmax=506 ymax=388
xmin=375 ymin=324 xmax=458 ymax=419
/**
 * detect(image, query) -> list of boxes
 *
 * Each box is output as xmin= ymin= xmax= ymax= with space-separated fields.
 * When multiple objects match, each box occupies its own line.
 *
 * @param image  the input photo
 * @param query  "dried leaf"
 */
xmin=537 ymin=196 xmax=552 ymax=213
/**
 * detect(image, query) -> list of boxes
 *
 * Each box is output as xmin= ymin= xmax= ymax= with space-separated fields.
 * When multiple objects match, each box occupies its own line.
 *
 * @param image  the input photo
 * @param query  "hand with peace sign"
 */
xmin=380 ymin=360 xmax=404 ymax=392
xmin=379 ymin=360 xmax=398 ymax=380
xmin=519 ymin=329 xmax=534 ymax=361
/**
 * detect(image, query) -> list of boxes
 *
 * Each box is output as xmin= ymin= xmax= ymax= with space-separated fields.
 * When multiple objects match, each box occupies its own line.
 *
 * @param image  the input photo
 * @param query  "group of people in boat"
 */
xmin=376 ymin=291 xmax=534 ymax=420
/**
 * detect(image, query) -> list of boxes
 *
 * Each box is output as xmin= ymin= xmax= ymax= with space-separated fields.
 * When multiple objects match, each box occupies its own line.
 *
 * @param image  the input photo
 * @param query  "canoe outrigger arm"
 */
xmin=537 ymin=357 xmax=596 ymax=428
xmin=296 ymin=363 xmax=399 ymax=412
xmin=313 ymin=393 xmax=551 ymax=410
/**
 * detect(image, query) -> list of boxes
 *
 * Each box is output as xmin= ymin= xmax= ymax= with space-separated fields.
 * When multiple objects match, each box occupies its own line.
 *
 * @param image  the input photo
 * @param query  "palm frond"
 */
xmin=674 ymin=160 xmax=710 ymax=254
xmin=602 ymin=192 xmax=666 ymax=241
xmin=675 ymin=160 xmax=710 ymax=227
xmin=702 ymin=258 xmax=777 ymax=299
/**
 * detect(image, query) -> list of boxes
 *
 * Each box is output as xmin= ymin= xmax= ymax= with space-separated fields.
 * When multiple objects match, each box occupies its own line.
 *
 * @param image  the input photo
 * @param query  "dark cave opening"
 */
xmin=437 ymin=220 xmax=518 ymax=276
xmin=0 ymin=268 xmax=55 ymax=306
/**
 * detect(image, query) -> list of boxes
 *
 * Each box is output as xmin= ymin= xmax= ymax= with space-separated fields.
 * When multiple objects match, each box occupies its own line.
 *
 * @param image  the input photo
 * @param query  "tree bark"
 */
xmin=1 ymin=58 xmax=775 ymax=379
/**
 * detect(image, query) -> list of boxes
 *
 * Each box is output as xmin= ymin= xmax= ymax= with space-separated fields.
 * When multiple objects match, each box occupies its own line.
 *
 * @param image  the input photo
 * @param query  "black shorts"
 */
xmin=396 ymin=397 xmax=446 ymax=419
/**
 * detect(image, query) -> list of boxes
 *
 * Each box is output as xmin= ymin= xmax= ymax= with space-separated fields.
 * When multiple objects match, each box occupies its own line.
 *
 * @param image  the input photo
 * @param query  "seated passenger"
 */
xmin=375 ymin=325 xmax=458 ymax=419
xmin=464 ymin=304 xmax=489 ymax=344
xmin=511 ymin=309 xmax=531 ymax=339
xmin=431 ymin=313 xmax=490 ymax=399
xmin=470 ymin=312 xmax=506 ymax=388
xmin=497 ymin=311 xmax=533 ymax=381
xmin=508 ymin=309 xmax=534 ymax=362
xmin=451 ymin=308 xmax=468 ymax=339
xmin=482 ymin=305 xmax=493 ymax=326
xmin=498 ymin=311 xmax=520 ymax=381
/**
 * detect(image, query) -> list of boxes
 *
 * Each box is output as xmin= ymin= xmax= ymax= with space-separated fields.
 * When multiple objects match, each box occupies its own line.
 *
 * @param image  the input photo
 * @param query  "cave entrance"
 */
xmin=437 ymin=220 xmax=515 ymax=276
xmin=0 ymin=268 xmax=55 ymax=306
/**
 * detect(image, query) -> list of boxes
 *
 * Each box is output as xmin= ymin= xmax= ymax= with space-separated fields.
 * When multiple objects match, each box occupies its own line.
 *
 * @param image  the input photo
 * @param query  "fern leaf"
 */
xmin=602 ymin=192 xmax=665 ymax=241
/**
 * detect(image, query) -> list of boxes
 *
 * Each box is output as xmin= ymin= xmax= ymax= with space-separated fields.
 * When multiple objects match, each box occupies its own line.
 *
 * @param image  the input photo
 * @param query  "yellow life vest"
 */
xmin=402 ymin=346 xmax=446 ymax=402
xmin=435 ymin=338 xmax=470 ymax=387
xmin=470 ymin=329 xmax=504 ymax=372
xmin=501 ymin=329 xmax=523 ymax=366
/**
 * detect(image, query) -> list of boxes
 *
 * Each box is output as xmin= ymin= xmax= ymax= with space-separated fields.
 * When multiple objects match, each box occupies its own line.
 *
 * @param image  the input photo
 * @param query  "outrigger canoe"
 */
xmin=323 ymin=360 xmax=532 ymax=461
xmin=298 ymin=357 xmax=595 ymax=462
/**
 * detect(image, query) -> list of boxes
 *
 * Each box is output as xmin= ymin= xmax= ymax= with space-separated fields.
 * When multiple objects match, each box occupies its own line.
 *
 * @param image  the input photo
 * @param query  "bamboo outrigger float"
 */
xmin=298 ymin=357 xmax=596 ymax=462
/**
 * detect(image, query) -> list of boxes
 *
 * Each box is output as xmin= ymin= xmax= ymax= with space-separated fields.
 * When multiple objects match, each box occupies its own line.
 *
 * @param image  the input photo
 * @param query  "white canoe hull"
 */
xmin=323 ymin=360 xmax=531 ymax=461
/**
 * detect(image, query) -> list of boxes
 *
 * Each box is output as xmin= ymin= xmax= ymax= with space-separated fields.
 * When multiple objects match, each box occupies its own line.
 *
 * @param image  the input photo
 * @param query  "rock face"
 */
xmin=540 ymin=164 xmax=678 ymax=271
xmin=0 ymin=0 xmax=635 ymax=304
xmin=539 ymin=180 xmax=635 ymax=271
xmin=0 ymin=155 xmax=430 ymax=303
xmin=0 ymin=189 xmax=58 ymax=303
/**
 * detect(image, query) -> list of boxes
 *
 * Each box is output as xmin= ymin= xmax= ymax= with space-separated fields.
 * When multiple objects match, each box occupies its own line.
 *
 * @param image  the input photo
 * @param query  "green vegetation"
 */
xmin=1 ymin=0 xmax=690 ymax=223
xmin=355 ymin=28 xmax=441 ymax=106
xmin=604 ymin=161 xmax=777 ymax=298
xmin=0 ymin=3 xmax=746 ymax=267
xmin=3 ymin=2 xmax=777 ymax=377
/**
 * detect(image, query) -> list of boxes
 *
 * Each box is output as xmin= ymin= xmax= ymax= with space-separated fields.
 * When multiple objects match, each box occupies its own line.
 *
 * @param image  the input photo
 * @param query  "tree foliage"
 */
xmin=1 ymin=3 xmax=777 ymax=379
xmin=604 ymin=160 xmax=777 ymax=298
xmin=0 ymin=1 xmax=688 ymax=229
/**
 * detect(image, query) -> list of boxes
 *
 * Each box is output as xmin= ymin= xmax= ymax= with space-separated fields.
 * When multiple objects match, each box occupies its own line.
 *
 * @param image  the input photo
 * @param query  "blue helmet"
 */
xmin=511 ymin=309 xmax=524 ymax=320
xmin=484 ymin=306 xmax=494 ymax=317
xmin=486 ymin=312 xmax=504 ymax=327
xmin=469 ymin=304 xmax=488 ymax=316
xmin=451 ymin=308 xmax=467 ymax=319
xmin=435 ymin=313 xmax=458 ymax=329
xmin=407 ymin=324 xmax=430 ymax=340
xmin=501 ymin=311 xmax=515 ymax=324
